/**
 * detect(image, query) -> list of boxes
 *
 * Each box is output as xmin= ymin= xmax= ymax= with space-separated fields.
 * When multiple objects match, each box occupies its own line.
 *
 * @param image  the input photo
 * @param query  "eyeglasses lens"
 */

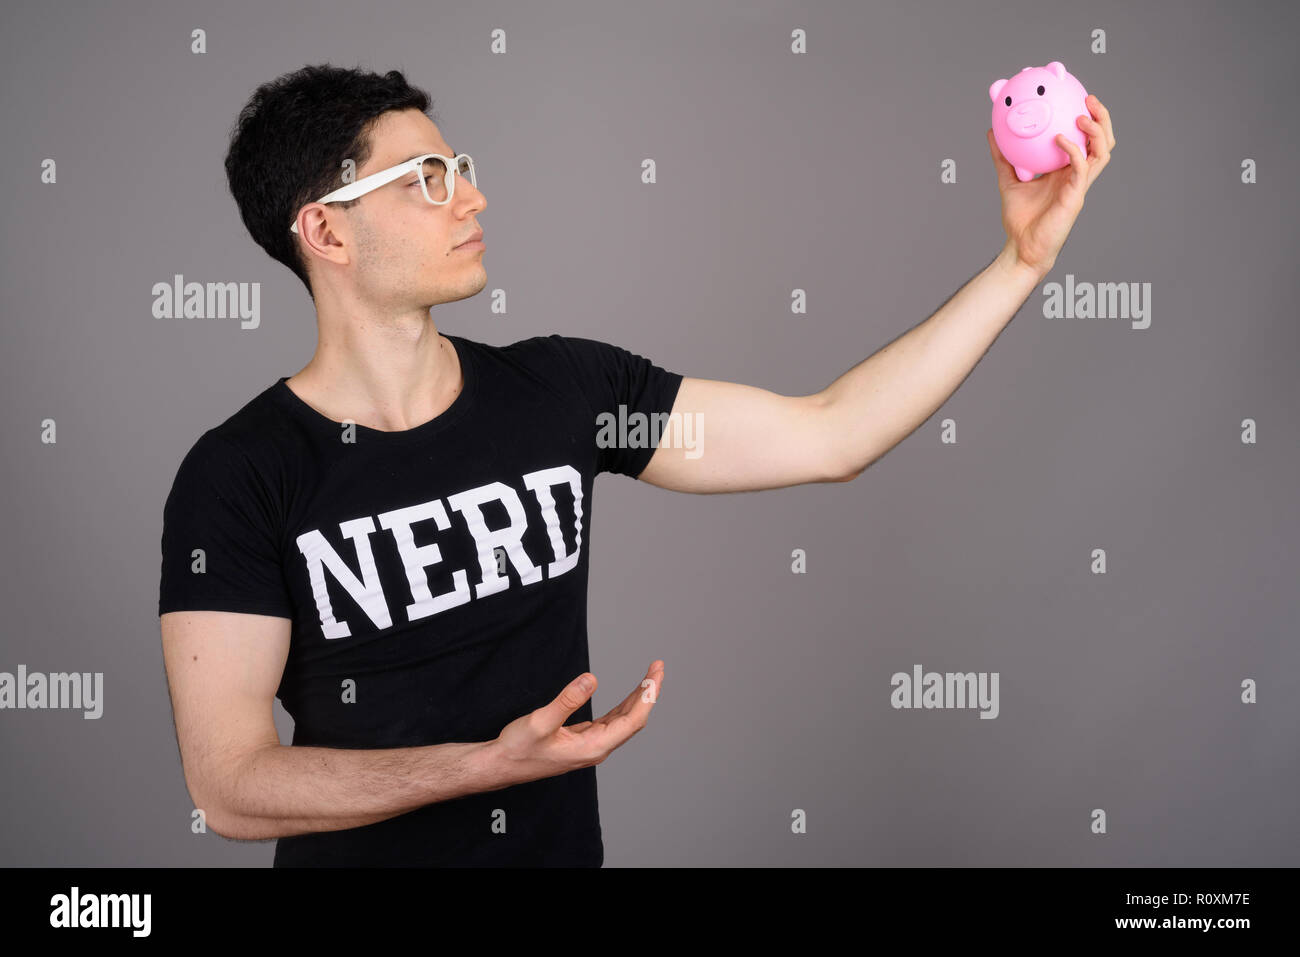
xmin=420 ymin=155 xmax=474 ymax=203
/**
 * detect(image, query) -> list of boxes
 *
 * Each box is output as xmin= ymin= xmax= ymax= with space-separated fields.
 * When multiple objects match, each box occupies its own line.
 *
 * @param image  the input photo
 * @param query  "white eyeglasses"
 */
xmin=290 ymin=152 xmax=476 ymax=233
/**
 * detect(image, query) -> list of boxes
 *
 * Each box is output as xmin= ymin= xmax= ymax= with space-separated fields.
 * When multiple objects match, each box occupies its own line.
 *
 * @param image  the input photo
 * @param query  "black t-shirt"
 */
xmin=157 ymin=334 xmax=683 ymax=866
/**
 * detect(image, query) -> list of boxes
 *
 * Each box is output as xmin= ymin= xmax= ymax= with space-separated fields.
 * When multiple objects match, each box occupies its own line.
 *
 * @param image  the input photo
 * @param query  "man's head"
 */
xmin=224 ymin=63 xmax=487 ymax=309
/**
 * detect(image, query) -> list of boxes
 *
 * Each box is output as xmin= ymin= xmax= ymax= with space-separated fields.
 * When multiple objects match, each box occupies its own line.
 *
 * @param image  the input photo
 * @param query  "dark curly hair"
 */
xmin=223 ymin=63 xmax=437 ymax=299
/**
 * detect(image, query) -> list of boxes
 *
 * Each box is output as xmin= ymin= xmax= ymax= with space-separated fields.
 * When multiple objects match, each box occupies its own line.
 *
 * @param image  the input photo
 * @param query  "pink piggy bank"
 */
xmin=989 ymin=61 xmax=1089 ymax=181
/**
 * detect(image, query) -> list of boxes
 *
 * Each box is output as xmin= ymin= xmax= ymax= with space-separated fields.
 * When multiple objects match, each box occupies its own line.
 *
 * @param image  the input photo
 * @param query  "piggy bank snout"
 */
xmin=1003 ymin=98 xmax=1053 ymax=139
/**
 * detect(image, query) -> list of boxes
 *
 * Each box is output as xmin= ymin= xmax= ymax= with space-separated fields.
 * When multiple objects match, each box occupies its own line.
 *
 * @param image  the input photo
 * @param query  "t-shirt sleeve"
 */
xmin=158 ymin=431 xmax=293 ymax=619
xmin=547 ymin=335 xmax=684 ymax=479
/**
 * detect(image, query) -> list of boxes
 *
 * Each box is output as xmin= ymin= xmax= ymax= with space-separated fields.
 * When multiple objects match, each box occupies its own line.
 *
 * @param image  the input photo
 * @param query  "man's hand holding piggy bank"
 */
xmin=986 ymin=60 xmax=1116 ymax=277
xmin=990 ymin=61 xmax=1090 ymax=182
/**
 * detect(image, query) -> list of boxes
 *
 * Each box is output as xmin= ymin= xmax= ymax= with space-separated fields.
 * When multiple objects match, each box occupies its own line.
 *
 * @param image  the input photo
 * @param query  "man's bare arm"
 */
xmin=638 ymin=97 xmax=1114 ymax=493
xmin=818 ymin=245 xmax=1042 ymax=479
xmin=161 ymin=610 xmax=663 ymax=841
xmin=216 ymin=742 xmax=495 ymax=840
xmin=636 ymin=246 xmax=1041 ymax=493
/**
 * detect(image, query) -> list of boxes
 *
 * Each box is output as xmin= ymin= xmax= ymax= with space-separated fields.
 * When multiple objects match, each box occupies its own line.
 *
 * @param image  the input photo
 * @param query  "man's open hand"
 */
xmin=490 ymin=660 xmax=666 ymax=788
xmin=988 ymin=93 xmax=1116 ymax=276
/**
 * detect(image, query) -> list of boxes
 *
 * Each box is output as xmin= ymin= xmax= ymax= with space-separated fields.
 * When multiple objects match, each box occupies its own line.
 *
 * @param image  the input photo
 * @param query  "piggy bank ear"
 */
xmin=989 ymin=78 xmax=1008 ymax=103
xmin=1046 ymin=61 xmax=1066 ymax=80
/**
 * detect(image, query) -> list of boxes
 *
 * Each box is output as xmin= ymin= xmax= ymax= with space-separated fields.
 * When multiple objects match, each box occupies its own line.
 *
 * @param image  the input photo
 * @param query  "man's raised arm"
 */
xmin=637 ymin=247 xmax=1040 ymax=493
xmin=637 ymin=95 xmax=1115 ymax=494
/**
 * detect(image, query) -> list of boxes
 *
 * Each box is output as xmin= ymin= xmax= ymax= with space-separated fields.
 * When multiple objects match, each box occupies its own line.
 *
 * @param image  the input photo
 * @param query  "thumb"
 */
xmin=532 ymin=673 xmax=597 ymax=733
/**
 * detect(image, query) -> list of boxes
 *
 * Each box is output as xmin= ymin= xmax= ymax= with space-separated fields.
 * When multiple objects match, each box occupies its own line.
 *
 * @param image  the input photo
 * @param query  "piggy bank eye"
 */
xmin=1004 ymin=95 xmax=1012 ymax=107
xmin=1036 ymin=85 xmax=1045 ymax=95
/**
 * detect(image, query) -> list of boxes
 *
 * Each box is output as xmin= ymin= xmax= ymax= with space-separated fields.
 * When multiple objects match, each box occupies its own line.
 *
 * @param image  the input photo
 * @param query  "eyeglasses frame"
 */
xmin=289 ymin=152 xmax=476 ymax=234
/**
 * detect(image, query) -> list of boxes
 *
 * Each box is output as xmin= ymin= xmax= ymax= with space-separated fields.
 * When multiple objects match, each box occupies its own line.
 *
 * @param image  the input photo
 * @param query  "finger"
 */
xmin=1056 ymin=133 xmax=1087 ymax=188
xmin=565 ymin=720 xmax=593 ymax=734
xmin=1086 ymin=94 xmax=1115 ymax=150
xmin=598 ymin=661 xmax=665 ymax=721
xmin=586 ymin=697 xmax=656 ymax=755
xmin=1069 ymin=122 xmax=1107 ymax=188
xmin=1076 ymin=113 xmax=1111 ymax=166
xmin=575 ymin=664 xmax=664 ymax=759
xmin=640 ymin=673 xmax=662 ymax=704
xmin=642 ymin=660 xmax=664 ymax=703
xmin=595 ymin=660 xmax=665 ymax=726
xmin=531 ymin=672 xmax=598 ymax=734
xmin=987 ymin=128 xmax=1017 ymax=191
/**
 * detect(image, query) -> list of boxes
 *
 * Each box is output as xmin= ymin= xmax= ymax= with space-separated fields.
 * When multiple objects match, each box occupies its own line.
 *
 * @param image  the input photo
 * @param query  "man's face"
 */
xmin=305 ymin=108 xmax=488 ymax=310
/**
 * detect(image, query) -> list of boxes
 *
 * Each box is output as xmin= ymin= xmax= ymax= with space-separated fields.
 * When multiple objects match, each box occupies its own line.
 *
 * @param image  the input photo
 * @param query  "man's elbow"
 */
xmin=815 ymin=397 xmax=868 ymax=484
xmin=186 ymin=759 xmax=261 ymax=840
xmin=188 ymin=785 xmax=242 ymax=839
xmin=827 ymin=451 xmax=868 ymax=483
xmin=814 ymin=463 xmax=864 ymax=485
xmin=196 ymin=794 xmax=270 ymax=841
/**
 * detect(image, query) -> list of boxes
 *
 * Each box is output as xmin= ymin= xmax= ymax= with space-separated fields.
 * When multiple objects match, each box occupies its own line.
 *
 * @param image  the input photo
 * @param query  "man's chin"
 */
xmin=431 ymin=271 xmax=487 ymax=306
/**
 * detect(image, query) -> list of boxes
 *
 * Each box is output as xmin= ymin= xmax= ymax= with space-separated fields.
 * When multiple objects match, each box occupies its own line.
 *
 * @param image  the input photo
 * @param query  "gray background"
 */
xmin=1 ymin=0 xmax=1296 ymax=866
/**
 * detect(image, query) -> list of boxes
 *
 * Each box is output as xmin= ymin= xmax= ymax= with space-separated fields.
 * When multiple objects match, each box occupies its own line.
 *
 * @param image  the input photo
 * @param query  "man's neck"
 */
xmin=285 ymin=309 xmax=463 ymax=433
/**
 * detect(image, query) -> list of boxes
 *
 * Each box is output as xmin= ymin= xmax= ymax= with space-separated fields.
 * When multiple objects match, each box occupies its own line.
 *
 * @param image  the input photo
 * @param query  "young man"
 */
xmin=159 ymin=64 xmax=1113 ymax=866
